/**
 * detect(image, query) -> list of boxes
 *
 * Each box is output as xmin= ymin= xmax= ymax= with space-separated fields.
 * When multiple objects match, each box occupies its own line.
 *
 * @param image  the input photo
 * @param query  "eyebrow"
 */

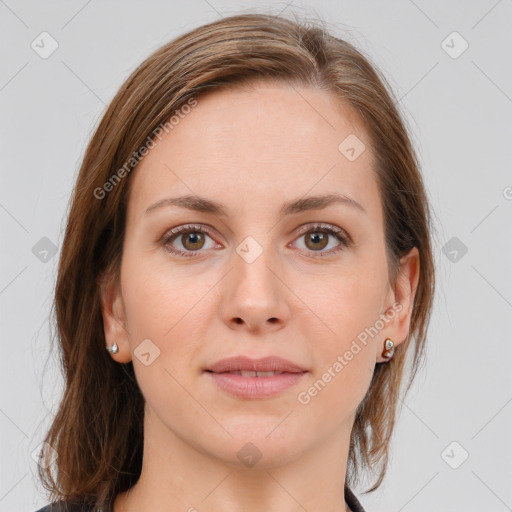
xmin=143 ymin=193 xmax=367 ymax=217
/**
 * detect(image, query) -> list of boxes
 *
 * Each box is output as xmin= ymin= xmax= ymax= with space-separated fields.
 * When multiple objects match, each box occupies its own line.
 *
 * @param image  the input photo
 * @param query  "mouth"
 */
xmin=205 ymin=369 xmax=298 ymax=377
xmin=203 ymin=355 xmax=308 ymax=399
xmin=204 ymin=355 xmax=307 ymax=374
xmin=204 ymin=369 xmax=307 ymax=399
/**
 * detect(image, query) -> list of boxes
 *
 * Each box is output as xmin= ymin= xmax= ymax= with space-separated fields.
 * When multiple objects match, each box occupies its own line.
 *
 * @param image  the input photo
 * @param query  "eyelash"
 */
xmin=160 ymin=222 xmax=351 ymax=259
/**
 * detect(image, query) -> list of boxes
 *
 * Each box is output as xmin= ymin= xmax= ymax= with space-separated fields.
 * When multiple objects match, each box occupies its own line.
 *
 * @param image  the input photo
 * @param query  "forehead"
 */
xmin=126 ymin=81 xmax=381 ymax=224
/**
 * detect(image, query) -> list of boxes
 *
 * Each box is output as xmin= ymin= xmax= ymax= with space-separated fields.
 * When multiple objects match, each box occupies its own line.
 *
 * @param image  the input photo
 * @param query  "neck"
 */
xmin=114 ymin=403 xmax=354 ymax=512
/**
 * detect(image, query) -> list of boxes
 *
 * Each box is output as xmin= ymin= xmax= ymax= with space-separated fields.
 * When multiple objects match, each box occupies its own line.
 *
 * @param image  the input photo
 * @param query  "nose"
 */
xmin=219 ymin=242 xmax=291 ymax=334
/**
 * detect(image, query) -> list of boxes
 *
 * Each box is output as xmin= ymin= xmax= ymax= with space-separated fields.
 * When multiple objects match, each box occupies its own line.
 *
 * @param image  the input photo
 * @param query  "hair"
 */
xmin=38 ymin=10 xmax=436 ymax=508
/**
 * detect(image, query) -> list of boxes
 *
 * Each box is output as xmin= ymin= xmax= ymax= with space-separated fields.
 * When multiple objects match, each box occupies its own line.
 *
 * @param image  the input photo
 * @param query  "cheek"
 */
xmin=298 ymin=285 xmax=379 ymax=420
xmin=119 ymin=258 xmax=209 ymax=411
xmin=120 ymin=252 xmax=214 ymax=395
xmin=121 ymin=249 xmax=211 ymax=338
xmin=299 ymin=257 xmax=387 ymax=342
xmin=295 ymin=259 xmax=386 ymax=406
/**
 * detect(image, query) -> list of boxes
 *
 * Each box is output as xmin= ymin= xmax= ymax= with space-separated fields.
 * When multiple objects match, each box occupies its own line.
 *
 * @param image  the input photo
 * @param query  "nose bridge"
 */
xmin=233 ymin=234 xmax=280 ymax=302
xmin=220 ymin=233 xmax=290 ymax=331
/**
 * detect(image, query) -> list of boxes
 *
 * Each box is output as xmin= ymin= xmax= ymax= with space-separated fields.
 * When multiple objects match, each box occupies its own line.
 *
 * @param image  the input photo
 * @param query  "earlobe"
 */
xmin=98 ymin=271 xmax=132 ymax=363
xmin=377 ymin=247 xmax=420 ymax=363
xmin=106 ymin=341 xmax=119 ymax=355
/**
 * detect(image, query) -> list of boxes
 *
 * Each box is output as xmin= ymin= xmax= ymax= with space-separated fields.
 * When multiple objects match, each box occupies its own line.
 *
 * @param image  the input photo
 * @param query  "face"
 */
xmin=101 ymin=80 xmax=418 ymax=469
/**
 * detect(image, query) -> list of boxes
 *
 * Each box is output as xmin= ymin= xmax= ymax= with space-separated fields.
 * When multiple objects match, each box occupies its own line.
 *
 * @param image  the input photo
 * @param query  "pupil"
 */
xmin=184 ymin=232 xmax=203 ymax=250
xmin=307 ymin=232 xmax=328 ymax=251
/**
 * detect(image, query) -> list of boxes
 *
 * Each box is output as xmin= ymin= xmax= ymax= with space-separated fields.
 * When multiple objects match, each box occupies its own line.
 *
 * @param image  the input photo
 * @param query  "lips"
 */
xmin=204 ymin=356 xmax=308 ymax=399
xmin=205 ymin=355 xmax=307 ymax=374
xmin=221 ymin=370 xmax=285 ymax=377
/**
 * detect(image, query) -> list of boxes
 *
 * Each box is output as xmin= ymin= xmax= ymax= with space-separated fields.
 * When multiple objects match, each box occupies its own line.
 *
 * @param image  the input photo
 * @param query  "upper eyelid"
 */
xmin=162 ymin=222 xmax=351 ymax=245
xmin=294 ymin=222 xmax=346 ymax=237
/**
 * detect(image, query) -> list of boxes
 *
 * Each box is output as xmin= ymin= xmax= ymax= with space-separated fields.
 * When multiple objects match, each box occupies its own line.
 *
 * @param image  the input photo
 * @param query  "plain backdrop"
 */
xmin=1 ymin=1 xmax=511 ymax=511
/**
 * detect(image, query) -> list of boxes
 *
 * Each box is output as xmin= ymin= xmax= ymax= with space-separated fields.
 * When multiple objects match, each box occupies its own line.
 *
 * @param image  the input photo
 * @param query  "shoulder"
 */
xmin=33 ymin=501 xmax=99 ymax=512
xmin=345 ymin=485 xmax=367 ymax=512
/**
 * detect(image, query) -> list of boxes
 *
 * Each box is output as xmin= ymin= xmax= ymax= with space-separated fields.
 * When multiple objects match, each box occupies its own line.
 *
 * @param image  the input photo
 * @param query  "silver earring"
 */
xmin=382 ymin=338 xmax=395 ymax=360
xmin=106 ymin=342 xmax=119 ymax=354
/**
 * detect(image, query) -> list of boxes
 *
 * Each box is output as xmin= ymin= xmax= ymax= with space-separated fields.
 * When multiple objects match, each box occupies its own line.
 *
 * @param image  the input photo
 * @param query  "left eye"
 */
xmin=292 ymin=225 xmax=348 ymax=255
xmin=161 ymin=223 xmax=349 ymax=258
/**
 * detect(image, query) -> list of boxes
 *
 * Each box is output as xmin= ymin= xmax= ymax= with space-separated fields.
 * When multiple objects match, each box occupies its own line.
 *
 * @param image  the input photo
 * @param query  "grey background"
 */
xmin=1 ymin=1 xmax=511 ymax=511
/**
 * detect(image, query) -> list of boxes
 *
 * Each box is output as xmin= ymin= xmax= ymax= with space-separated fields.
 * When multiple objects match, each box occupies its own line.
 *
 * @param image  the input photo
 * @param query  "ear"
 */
xmin=98 ymin=271 xmax=132 ymax=363
xmin=376 ymin=247 xmax=420 ymax=363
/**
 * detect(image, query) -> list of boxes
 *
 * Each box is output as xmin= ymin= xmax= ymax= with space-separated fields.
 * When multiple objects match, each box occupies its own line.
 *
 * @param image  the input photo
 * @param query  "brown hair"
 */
xmin=38 ymin=11 xmax=436 ymax=507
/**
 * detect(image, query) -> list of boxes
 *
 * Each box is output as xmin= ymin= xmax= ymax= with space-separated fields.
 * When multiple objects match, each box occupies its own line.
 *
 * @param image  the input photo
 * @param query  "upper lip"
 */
xmin=205 ymin=356 xmax=307 ymax=373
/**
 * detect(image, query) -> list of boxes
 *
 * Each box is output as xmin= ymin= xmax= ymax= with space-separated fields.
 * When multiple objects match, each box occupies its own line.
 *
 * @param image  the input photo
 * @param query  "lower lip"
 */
xmin=205 ymin=371 xmax=307 ymax=399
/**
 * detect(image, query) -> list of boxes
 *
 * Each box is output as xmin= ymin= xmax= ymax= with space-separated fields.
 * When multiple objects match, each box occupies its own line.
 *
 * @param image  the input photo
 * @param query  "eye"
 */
xmin=160 ymin=222 xmax=351 ymax=258
xmin=161 ymin=224 xmax=219 ymax=257
xmin=291 ymin=222 xmax=351 ymax=257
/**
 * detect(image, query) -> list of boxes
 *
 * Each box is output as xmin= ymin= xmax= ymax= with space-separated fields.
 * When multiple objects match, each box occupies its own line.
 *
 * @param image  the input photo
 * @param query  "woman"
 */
xmin=35 ymin=11 xmax=435 ymax=512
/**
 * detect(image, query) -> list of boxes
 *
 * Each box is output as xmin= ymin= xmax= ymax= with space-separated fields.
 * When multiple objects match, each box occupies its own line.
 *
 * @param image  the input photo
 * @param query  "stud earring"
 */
xmin=106 ymin=342 xmax=119 ymax=355
xmin=382 ymin=338 xmax=395 ymax=360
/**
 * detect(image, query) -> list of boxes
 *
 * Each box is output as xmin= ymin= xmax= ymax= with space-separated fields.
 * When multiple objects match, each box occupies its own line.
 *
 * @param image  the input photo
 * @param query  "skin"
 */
xmin=100 ymin=80 xmax=420 ymax=512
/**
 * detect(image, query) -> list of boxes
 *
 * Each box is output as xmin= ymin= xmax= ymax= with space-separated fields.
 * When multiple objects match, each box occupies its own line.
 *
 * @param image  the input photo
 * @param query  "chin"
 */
xmin=207 ymin=424 xmax=306 ymax=469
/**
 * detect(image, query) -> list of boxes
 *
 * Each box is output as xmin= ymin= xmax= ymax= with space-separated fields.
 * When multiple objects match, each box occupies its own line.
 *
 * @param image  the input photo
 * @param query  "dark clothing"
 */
xmin=345 ymin=485 xmax=366 ymax=512
xmin=34 ymin=498 xmax=112 ymax=512
xmin=35 ymin=485 xmax=366 ymax=512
